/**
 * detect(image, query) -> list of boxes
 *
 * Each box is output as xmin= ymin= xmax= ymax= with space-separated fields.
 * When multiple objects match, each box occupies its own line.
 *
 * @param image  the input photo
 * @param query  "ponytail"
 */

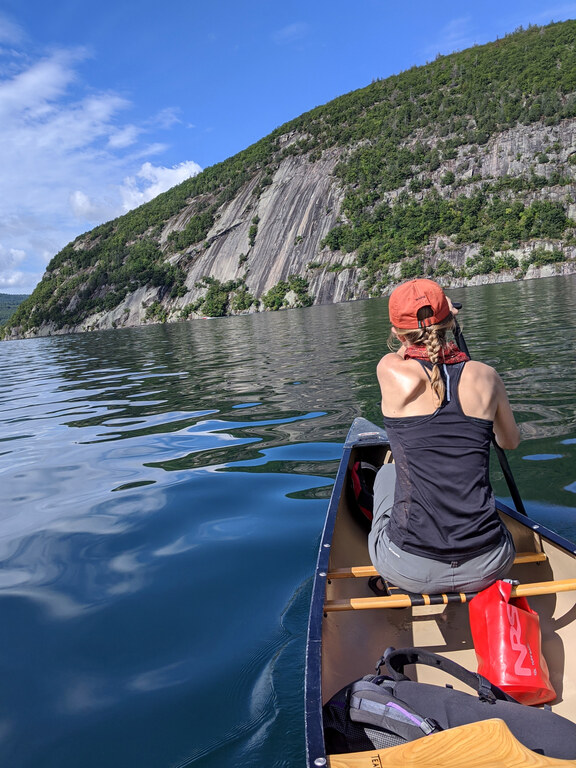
xmin=391 ymin=307 xmax=455 ymax=405
xmin=421 ymin=327 xmax=446 ymax=405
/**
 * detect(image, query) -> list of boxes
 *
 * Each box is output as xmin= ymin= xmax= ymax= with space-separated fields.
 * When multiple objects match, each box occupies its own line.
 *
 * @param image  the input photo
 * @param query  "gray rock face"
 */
xmin=187 ymin=148 xmax=347 ymax=296
xmin=7 ymin=117 xmax=576 ymax=338
xmin=89 ymin=119 xmax=576 ymax=333
xmin=77 ymin=147 xmax=360 ymax=332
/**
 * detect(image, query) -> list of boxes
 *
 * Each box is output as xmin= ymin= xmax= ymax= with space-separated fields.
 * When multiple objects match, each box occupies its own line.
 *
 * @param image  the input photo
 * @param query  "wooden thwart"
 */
xmin=327 ymin=551 xmax=547 ymax=580
xmin=326 ymin=718 xmax=574 ymax=767
xmin=323 ymin=578 xmax=576 ymax=612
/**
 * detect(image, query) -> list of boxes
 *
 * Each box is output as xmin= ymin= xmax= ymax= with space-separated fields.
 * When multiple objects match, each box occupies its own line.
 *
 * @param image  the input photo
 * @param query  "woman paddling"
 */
xmin=369 ymin=278 xmax=521 ymax=594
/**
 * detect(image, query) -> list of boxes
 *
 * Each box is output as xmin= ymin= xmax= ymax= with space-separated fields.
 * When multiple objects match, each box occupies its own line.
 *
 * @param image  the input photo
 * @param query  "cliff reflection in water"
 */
xmin=0 ymin=274 xmax=575 ymax=768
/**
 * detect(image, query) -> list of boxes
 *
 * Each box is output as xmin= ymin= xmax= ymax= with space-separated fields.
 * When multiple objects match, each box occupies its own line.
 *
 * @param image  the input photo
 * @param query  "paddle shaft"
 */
xmin=451 ymin=313 xmax=527 ymax=516
xmin=323 ymin=578 xmax=576 ymax=611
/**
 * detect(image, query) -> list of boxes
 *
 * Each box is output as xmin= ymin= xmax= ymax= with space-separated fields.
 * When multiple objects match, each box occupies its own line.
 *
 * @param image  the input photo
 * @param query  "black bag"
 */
xmin=323 ymin=675 xmax=441 ymax=752
xmin=323 ymin=647 xmax=576 ymax=759
xmin=348 ymin=460 xmax=377 ymax=530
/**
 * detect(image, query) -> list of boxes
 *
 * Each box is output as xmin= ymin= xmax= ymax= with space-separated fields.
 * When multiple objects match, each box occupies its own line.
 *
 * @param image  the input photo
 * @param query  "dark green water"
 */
xmin=1 ymin=275 xmax=575 ymax=767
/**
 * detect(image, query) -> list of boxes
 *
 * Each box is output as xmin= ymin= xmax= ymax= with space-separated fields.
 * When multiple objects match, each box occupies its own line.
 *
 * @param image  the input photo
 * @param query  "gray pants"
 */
xmin=368 ymin=464 xmax=516 ymax=594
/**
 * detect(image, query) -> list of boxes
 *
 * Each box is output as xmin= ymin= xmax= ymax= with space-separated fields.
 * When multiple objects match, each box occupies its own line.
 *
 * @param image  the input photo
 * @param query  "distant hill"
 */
xmin=0 ymin=293 xmax=29 ymax=325
xmin=4 ymin=20 xmax=576 ymax=339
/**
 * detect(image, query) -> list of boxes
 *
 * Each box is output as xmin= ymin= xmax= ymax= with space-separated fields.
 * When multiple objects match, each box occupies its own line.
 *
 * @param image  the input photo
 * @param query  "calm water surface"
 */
xmin=1 ymin=276 xmax=575 ymax=767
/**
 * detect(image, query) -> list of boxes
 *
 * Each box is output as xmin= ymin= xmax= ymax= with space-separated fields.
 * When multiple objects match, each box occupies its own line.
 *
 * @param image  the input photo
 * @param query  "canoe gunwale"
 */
xmin=304 ymin=430 xmax=354 ymax=766
xmin=305 ymin=419 xmax=391 ymax=766
xmin=495 ymin=497 xmax=576 ymax=558
xmin=304 ymin=416 xmax=576 ymax=768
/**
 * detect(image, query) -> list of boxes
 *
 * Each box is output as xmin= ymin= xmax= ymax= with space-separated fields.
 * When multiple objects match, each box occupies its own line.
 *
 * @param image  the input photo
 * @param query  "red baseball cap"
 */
xmin=388 ymin=278 xmax=451 ymax=329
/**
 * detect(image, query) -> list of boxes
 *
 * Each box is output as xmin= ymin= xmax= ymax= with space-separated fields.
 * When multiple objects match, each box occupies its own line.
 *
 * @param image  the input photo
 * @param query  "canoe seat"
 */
xmin=323 ymin=578 xmax=576 ymax=612
xmin=327 ymin=551 xmax=547 ymax=580
xmin=326 ymin=717 xmax=573 ymax=767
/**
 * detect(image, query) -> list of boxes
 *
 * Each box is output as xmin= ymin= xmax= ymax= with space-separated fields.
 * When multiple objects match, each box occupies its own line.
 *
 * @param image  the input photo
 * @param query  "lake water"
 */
xmin=1 ymin=275 xmax=576 ymax=767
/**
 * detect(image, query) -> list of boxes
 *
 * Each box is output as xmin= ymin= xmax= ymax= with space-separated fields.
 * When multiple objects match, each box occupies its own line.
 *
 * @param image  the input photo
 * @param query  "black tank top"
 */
xmin=383 ymin=361 xmax=504 ymax=564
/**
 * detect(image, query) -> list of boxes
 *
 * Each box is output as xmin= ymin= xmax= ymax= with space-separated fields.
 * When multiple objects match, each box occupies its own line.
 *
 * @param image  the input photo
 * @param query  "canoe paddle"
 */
xmin=451 ymin=303 xmax=527 ymax=516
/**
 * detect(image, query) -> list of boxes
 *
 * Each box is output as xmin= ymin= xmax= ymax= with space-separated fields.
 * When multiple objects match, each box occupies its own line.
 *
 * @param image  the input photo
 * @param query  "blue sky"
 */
xmin=1 ymin=1 xmax=576 ymax=294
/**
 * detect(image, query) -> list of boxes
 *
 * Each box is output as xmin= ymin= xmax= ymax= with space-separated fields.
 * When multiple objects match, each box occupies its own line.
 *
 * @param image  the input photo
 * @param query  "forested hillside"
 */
xmin=0 ymin=294 xmax=29 ymax=325
xmin=4 ymin=21 xmax=576 ymax=338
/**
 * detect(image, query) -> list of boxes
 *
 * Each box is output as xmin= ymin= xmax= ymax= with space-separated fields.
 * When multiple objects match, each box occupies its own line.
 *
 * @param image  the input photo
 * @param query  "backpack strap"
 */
xmin=381 ymin=647 xmax=518 ymax=704
xmin=348 ymin=679 xmax=442 ymax=741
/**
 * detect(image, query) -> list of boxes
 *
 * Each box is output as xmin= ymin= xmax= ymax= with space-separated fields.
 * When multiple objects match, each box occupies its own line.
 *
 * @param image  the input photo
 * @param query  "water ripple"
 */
xmin=1 ymin=277 xmax=575 ymax=768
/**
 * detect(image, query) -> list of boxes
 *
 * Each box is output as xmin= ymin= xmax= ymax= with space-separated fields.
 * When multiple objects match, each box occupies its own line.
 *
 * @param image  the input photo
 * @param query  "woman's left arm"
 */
xmin=493 ymin=373 xmax=521 ymax=450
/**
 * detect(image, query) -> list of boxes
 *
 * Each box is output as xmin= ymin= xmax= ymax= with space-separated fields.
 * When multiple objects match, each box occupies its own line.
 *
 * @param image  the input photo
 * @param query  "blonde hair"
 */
xmin=389 ymin=307 xmax=455 ymax=404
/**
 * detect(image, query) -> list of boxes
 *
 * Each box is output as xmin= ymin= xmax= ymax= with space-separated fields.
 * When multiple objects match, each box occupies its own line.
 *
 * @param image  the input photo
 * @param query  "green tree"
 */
xmin=262 ymin=281 xmax=289 ymax=310
xmin=248 ymin=216 xmax=260 ymax=247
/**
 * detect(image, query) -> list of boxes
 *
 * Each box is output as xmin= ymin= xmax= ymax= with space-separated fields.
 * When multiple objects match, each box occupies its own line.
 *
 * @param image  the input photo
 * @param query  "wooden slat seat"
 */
xmin=327 ymin=551 xmax=547 ymax=580
xmin=327 ymin=718 xmax=574 ymax=767
xmin=323 ymin=578 xmax=576 ymax=612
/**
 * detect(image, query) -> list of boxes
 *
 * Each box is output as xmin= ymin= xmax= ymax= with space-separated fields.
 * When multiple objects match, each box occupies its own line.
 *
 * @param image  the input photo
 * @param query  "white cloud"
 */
xmin=107 ymin=124 xmax=141 ymax=149
xmin=69 ymin=158 xmax=203 ymax=223
xmin=0 ymin=14 xmax=24 ymax=45
xmin=119 ymin=160 xmax=202 ymax=212
xmin=0 ymin=21 xmax=202 ymax=295
xmin=272 ymin=22 xmax=310 ymax=45
xmin=441 ymin=17 xmax=475 ymax=50
xmin=0 ymin=245 xmax=25 ymax=270
xmin=151 ymin=107 xmax=182 ymax=130
xmin=530 ymin=3 xmax=576 ymax=23
xmin=423 ymin=17 xmax=476 ymax=59
xmin=69 ymin=190 xmax=117 ymax=222
xmin=0 ymin=245 xmax=40 ymax=292
xmin=425 ymin=8 xmax=576 ymax=61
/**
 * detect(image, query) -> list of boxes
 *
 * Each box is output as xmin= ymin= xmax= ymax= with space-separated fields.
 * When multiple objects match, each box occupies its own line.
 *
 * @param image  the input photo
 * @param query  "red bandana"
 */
xmin=403 ymin=341 xmax=470 ymax=364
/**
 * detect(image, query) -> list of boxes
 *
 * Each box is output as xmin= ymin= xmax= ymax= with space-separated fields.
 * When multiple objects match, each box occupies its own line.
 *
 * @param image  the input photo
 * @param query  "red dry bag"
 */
xmin=469 ymin=579 xmax=556 ymax=706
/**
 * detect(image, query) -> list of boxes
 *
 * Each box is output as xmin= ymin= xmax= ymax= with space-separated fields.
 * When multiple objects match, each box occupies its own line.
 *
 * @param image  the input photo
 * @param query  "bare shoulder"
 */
xmin=463 ymin=359 xmax=495 ymax=374
xmin=377 ymin=352 xmax=424 ymax=381
xmin=459 ymin=359 xmax=514 ymax=423
xmin=377 ymin=352 xmax=430 ymax=416
xmin=461 ymin=360 xmax=504 ymax=389
xmin=377 ymin=352 xmax=405 ymax=372
xmin=461 ymin=361 xmax=520 ymax=448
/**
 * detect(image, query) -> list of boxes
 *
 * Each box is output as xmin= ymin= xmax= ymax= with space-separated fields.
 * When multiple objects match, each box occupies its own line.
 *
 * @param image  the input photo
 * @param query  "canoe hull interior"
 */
xmin=305 ymin=418 xmax=576 ymax=767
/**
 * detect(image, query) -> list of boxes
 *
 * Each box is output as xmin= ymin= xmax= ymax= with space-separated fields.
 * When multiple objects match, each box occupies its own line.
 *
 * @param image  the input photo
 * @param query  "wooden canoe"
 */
xmin=305 ymin=417 xmax=576 ymax=768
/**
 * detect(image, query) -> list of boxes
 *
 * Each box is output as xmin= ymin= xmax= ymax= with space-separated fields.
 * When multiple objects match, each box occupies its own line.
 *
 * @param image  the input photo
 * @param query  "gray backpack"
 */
xmin=323 ymin=647 xmax=576 ymax=759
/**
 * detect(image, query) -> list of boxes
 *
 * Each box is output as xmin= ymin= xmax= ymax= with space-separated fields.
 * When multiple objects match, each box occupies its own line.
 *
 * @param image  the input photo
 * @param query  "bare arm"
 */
xmin=458 ymin=361 xmax=520 ymax=449
xmin=492 ymin=373 xmax=521 ymax=450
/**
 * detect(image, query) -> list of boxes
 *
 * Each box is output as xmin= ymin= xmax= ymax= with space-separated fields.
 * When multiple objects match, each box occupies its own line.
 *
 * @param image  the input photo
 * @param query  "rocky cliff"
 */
xmin=4 ymin=21 xmax=576 ymax=339
xmin=82 ymin=144 xmax=356 ymax=333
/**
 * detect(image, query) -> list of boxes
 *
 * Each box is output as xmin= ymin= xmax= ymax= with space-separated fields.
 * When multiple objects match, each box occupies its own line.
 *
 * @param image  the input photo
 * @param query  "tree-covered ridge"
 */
xmin=4 ymin=21 xmax=576 ymax=336
xmin=305 ymin=21 xmax=576 ymax=271
xmin=298 ymin=21 xmax=576 ymax=158
xmin=325 ymin=194 xmax=571 ymax=265
xmin=0 ymin=293 xmax=29 ymax=324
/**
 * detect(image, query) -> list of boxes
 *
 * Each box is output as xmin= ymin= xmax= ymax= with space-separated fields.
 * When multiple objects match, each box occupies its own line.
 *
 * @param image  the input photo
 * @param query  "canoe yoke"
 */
xmin=323 ymin=549 xmax=576 ymax=612
xmin=323 ymin=576 xmax=576 ymax=612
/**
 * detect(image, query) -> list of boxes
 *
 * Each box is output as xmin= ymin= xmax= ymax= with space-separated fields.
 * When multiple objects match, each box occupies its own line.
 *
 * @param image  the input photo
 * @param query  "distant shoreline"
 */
xmin=3 ymin=266 xmax=576 ymax=341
